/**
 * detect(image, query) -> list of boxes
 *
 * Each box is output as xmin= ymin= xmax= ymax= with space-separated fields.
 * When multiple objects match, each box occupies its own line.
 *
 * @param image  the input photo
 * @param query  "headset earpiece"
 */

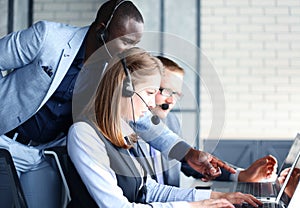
xmin=96 ymin=26 xmax=108 ymax=43
xmin=98 ymin=0 xmax=128 ymax=44
xmin=121 ymin=58 xmax=134 ymax=97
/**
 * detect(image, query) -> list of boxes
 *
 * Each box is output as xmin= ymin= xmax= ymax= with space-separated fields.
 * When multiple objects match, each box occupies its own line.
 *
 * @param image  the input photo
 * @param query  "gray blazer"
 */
xmin=0 ymin=21 xmax=89 ymax=135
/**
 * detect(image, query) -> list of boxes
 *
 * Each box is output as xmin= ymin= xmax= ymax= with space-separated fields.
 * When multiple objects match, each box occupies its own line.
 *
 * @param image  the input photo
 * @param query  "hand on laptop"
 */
xmin=185 ymin=148 xmax=236 ymax=181
xmin=238 ymin=155 xmax=278 ymax=182
xmin=189 ymin=198 xmax=235 ymax=208
xmin=278 ymin=167 xmax=300 ymax=198
xmin=211 ymin=191 xmax=263 ymax=207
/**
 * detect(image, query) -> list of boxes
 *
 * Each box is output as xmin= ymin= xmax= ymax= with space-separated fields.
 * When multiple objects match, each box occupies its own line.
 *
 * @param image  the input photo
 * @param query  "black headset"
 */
xmin=120 ymin=56 xmax=161 ymax=125
xmin=121 ymin=57 xmax=135 ymax=97
xmin=97 ymin=0 xmax=130 ymax=42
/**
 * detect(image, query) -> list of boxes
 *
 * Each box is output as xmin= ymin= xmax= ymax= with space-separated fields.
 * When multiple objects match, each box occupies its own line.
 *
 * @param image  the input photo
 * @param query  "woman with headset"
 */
xmin=67 ymin=47 xmax=261 ymax=208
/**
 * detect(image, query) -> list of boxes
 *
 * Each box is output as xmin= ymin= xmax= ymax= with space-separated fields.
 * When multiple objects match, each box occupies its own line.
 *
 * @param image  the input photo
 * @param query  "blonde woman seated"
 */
xmin=67 ymin=47 xmax=261 ymax=208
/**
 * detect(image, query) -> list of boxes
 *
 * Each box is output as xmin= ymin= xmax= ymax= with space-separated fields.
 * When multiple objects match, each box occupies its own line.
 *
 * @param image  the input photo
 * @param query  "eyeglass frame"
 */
xmin=159 ymin=87 xmax=183 ymax=100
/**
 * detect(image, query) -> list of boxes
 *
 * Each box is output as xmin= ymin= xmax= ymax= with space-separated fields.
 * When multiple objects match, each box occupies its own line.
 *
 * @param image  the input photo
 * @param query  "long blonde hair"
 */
xmin=88 ymin=47 xmax=163 ymax=148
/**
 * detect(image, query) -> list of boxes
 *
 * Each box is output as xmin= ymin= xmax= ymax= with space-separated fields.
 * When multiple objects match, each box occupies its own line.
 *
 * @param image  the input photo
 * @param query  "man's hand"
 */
xmin=238 ymin=155 xmax=277 ymax=182
xmin=185 ymin=148 xmax=236 ymax=181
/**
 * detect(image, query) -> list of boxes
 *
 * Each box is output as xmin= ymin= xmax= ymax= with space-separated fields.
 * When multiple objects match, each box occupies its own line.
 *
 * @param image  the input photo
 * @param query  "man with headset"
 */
xmin=0 ymin=0 xmax=234 ymax=207
xmin=138 ymin=56 xmax=277 ymax=187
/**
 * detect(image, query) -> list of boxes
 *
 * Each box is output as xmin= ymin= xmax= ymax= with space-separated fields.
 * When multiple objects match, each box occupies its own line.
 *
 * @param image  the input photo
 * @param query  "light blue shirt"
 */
xmin=68 ymin=122 xmax=212 ymax=208
xmin=133 ymin=112 xmax=191 ymax=161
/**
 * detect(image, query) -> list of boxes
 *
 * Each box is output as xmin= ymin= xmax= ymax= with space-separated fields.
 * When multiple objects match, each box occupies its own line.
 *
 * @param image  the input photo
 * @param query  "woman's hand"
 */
xmin=211 ymin=191 xmax=263 ymax=207
xmin=189 ymin=198 xmax=234 ymax=208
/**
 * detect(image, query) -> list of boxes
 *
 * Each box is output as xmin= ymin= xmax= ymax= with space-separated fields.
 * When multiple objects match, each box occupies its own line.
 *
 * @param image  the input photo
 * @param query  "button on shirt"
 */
xmin=12 ymin=42 xmax=86 ymax=143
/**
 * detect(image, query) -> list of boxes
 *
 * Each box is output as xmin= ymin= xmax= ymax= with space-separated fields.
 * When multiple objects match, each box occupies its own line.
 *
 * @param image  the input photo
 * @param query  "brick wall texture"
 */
xmin=1 ymin=0 xmax=299 ymax=139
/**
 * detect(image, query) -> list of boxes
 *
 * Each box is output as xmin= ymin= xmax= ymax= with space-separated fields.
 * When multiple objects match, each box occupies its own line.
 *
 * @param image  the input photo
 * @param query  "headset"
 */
xmin=120 ymin=57 xmax=160 ymax=125
xmin=121 ymin=57 xmax=135 ymax=97
xmin=97 ymin=0 xmax=130 ymax=43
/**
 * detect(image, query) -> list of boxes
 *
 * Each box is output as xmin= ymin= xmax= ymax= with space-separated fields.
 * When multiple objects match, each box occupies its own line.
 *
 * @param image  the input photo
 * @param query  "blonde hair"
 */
xmin=89 ymin=47 xmax=163 ymax=148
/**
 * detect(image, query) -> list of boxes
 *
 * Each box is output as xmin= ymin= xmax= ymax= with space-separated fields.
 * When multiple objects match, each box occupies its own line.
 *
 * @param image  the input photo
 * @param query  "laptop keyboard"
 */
xmin=236 ymin=182 xmax=276 ymax=197
xmin=236 ymin=183 xmax=262 ymax=196
xmin=234 ymin=203 xmax=280 ymax=208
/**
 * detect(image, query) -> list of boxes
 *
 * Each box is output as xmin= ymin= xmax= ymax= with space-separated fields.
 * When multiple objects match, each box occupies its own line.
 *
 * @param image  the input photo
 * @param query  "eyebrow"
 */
xmin=121 ymin=36 xmax=137 ymax=45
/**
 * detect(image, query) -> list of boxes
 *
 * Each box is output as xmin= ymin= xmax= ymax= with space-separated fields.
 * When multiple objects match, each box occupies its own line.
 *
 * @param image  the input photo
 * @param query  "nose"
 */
xmin=166 ymin=96 xmax=174 ymax=104
xmin=148 ymin=97 xmax=156 ymax=109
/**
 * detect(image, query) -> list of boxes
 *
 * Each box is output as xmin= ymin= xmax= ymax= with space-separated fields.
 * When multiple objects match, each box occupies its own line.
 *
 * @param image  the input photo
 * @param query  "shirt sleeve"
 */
xmin=0 ymin=21 xmax=47 ymax=70
xmin=229 ymin=168 xmax=243 ymax=181
xmin=146 ymin=177 xmax=211 ymax=203
xmin=67 ymin=122 xmax=203 ymax=208
xmin=134 ymin=113 xmax=191 ymax=161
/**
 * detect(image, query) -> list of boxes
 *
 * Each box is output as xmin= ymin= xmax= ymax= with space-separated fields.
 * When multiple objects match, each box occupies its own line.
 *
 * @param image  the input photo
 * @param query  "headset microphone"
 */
xmin=160 ymin=103 xmax=169 ymax=110
xmin=151 ymin=114 xmax=160 ymax=125
xmin=98 ymin=31 xmax=113 ymax=58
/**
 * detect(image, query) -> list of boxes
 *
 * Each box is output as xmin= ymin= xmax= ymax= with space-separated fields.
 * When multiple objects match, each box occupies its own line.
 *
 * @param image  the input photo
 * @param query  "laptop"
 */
xmin=234 ymin=152 xmax=300 ymax=208
xmin=212 ymin=134 xmax=298 ymax=198
xmin=234 ymin=133 xmax=300 ymax=198
xmin=0 ymin=148 xmax=28 ymax=208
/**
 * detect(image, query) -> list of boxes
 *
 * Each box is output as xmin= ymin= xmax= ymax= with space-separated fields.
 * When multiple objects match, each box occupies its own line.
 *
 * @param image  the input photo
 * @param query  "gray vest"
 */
xmin=87 ymin=120 xmax=147 ymax=203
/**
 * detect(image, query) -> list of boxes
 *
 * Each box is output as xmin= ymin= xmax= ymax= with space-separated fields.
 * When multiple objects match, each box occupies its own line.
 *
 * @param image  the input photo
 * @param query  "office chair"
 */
xmin=43 ymin=146 xmax=98 ymax=208
xmin=0 ymin=148 xmax=28 ymax=208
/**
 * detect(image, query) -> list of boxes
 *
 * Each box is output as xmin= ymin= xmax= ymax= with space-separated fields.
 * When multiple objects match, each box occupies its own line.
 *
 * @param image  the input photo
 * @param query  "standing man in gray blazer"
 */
xmin=0 ymin=0 xmax=236 ymax=207
xmin=0 ymin=1 xmax=144 ymax=207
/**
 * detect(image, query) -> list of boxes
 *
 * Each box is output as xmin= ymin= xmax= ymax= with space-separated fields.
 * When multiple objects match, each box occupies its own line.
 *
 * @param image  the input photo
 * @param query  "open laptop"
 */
xmin=234 ymin=151 xmax=300 ymax=208
xmin=234 ymin=133 xmax=300 ymax=198
xmin=0 ymin=148 xmax=28 ymax=208
xmin=210 ymin=134 xmax=300 ymax=197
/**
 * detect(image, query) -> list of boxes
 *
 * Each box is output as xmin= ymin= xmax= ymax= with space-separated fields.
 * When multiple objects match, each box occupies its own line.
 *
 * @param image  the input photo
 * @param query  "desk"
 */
xmin=190 ymin=179 xmax=237 ymax=193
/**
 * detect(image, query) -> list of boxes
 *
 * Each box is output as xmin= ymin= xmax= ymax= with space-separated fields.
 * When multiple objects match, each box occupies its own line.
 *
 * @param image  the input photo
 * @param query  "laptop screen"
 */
xmin=279 ymin=134 xmax=300 ymax=171
xmin=276 ymin=150 xmax=300 ymax=206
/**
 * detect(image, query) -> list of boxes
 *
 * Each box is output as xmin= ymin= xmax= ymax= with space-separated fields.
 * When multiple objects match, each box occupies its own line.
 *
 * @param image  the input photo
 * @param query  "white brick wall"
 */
xmin=1 ymin=0 xmax=299 ymax=141
xmin=33 ymin=0 xmax=104 ymax=26
xmin=200 ymin=0 xmax=300 ymax=139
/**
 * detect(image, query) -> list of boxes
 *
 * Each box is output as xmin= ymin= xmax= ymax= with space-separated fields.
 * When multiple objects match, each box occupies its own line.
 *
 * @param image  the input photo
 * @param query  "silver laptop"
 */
xmin=234 ymin=133 xmax=300 ymax=198
xmin=234 ymin=151 xmax=300 ymax=208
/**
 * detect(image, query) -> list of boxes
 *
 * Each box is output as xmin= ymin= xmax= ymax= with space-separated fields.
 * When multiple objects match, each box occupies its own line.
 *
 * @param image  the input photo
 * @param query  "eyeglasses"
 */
xmin=159 ymin=87 xmax=183 ymax=100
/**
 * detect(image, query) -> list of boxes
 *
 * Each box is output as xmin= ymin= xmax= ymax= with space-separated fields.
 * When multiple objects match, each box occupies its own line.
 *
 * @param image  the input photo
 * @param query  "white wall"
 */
xmin=1 ymin=0 xmax=300 ymax=142
xmin=200 ymin=0 xmax=300 ymax=140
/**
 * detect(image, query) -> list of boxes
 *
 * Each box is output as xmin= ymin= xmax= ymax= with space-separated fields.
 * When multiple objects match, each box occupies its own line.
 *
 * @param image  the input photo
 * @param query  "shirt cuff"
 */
xmin=169 ymin=141 xmax=191 ymax=161
xmin=194 ymin=189 xmax=212 ymax=200
xmin=229 ymin=168 xmax=244 ymax=181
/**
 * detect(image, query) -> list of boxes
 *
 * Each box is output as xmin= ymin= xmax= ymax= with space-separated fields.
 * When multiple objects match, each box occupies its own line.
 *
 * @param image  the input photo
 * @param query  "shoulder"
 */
xmin=69 ymin=121 xmax=95 ymax=135
xmin=68 ymin=121 xmax=105 ymax=148
xmin=32 ymin=21 xmax=83 ymax=41
xmin=164 ymin=112 xmax=181 ymax=133
xmin=33 ymin=20 xmax=80 ymax=31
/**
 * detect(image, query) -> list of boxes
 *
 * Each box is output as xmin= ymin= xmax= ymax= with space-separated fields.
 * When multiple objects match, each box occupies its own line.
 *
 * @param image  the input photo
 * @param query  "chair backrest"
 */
xmin=0 ymin=148 xmax=28 ymax=208
xmin=44 ymin=146 xmax=98 ymax=208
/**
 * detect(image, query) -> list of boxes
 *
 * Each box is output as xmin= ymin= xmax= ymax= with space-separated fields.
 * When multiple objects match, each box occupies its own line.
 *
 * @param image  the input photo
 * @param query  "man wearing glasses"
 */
xmin=137 ymin=56 xmax=277 ymax=187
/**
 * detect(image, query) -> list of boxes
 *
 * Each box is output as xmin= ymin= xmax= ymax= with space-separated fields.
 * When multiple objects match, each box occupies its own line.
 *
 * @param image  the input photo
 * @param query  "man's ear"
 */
xmin=96 ymin=23 xmax=108 ymax=42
